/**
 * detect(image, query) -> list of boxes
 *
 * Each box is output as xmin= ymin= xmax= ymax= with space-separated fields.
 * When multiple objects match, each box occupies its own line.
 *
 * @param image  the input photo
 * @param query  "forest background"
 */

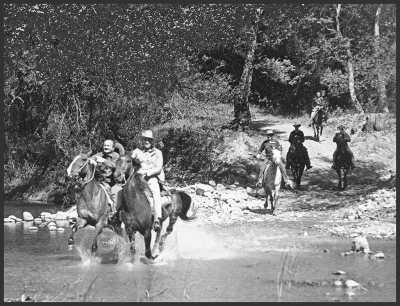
xmin=3 ymin=4 xmax=396 ymax=205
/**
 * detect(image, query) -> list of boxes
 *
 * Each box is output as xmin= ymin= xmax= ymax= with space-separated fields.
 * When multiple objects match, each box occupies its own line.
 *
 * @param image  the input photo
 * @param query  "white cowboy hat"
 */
xmin=293 ymin=122 xmax=301 ymax=127
xmin=265 ymin=129 xmax=274 ymax=135
xmin=141 ymin=130 xmax=154 ymax=139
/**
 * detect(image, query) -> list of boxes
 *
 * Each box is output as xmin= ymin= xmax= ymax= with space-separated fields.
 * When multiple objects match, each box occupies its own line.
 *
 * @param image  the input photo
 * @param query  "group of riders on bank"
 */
xmin=78 ymin=90 xmax=355 ymax=231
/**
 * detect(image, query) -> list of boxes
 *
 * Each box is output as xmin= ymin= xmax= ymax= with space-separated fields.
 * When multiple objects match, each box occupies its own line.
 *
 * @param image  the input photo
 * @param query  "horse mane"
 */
xmin=132 ymin=173 xmax=152 ymax=194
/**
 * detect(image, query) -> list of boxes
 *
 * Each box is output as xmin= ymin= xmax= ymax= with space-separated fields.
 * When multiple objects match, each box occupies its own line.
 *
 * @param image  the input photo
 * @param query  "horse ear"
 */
xmin=114 ymin=142 xmax=125 ymax=156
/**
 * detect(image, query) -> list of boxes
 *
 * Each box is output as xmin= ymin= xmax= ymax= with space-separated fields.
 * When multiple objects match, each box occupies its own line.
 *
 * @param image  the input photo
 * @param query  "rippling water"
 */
xmin=4 ymin=201 xmax=396 ymax=302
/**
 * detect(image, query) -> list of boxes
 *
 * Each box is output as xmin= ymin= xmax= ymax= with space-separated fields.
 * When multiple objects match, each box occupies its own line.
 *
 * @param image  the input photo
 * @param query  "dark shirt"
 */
xmin=333 ymin=132 xmax=351 ymax=147
xmin=93 ymin=151 xmax=119 ymax=162
xmin=92 ymin=151 xmax=119 ymax=185
xmin=289 ymin=130 xmax=305 ymax=144
xmin=258 ymin=138 xmax=282 ymax=160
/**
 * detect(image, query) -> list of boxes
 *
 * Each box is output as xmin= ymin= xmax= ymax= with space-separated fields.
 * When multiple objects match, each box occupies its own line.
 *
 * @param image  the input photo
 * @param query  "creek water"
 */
xmin=4 ymin=201 xmax=396 ymax=302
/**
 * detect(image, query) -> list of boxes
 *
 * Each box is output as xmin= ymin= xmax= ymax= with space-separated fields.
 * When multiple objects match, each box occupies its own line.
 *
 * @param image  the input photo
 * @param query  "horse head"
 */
xmin=67 ymin=154 xmax=89 ymax=180
xmin=271 ymin=149 xmax=282 ymax=165
xmin=114 ymin=155 xmax=133 ymax=183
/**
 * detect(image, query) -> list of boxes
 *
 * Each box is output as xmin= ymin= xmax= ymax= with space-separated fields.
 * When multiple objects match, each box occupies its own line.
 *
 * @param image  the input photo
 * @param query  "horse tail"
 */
xmin=175 ymin=190 xmax=196 ymax=221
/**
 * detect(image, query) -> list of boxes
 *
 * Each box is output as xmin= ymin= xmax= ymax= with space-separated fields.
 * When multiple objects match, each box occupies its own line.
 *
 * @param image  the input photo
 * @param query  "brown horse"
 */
xmin=113 ymin=154 xmax=195 ymax=262
xmin=333 ymin=138 xmax=352 ymax=190
xmin=312 ymin=108 xmax=324 ymax=142
xmin=66 ymin=151 xmax=113 ymax=254
xmin=287 ymin=136 xmax=307 ymax=188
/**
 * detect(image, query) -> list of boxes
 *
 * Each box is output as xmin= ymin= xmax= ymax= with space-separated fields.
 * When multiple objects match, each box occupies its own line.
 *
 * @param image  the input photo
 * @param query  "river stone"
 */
xmin=54 ymin=211 xmax=68 ymax=220
xmin=333 ymin=280 xmax=343 ymax=287
xmin=195 ymin=183 xmax=215 ymax=192
xmin=8 ymin=215 xmax=18 ymax=221
xmin=208 ymin=180 xmax=216 ymax=187
xmin=208 ymin=214 xmax=220 ymax=224
xmin=48 ymin=226 xmax=57 ymax=231
xmin=40 ymin=212 xmax=52 ymax=220
xmin=56 ymin=227 xmax=65 ymax=232
xmin=47 ymin=221 xmax=57 ymax=227
xmin=344 ymin=280 xmax=359 ymax=288
xmin=22 ymin=212 xmax=34 ymax=221
xmin=28 ymin=226 xmax=38 ymax=231
xmin=351 ymin=236 xmax=370 ymax=253
xmin=195 ymin=188 xmax=205 ymax=196
xmin=33 ymin=218 xmax=43 ymax=224
xmin=374 ymin=252 xmax=385 ymax=258
xmin=4 ymin=218 xmax=15 ymax=223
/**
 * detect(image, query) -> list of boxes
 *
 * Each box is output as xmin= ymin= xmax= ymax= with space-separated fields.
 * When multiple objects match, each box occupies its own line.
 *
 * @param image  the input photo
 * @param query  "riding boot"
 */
xmin=153 ymin=217 xmax=161 ymax=232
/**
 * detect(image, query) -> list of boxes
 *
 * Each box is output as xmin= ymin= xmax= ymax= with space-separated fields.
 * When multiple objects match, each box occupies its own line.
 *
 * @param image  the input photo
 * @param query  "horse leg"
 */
xmin=128 ymin=232 xmax=136 ymax=254
xmin=152 ymin=225 xmax=162 ymax=255
xmin=91 ymin=221 xmax=105 ymax=254
xmin=336 ymin=169 xmax=342 ymax=189
xmin=298 ymin=168 xmax=304 ymax=188
xmin=159 ymin=215 xmax=177 ymax=253
xmin=343 ymin=169 xmax=348 ymax=190
xmin=68 ymin=217 xmax=87 ymax=246
xmin=143 ymin=228 xmax=153 ymax=260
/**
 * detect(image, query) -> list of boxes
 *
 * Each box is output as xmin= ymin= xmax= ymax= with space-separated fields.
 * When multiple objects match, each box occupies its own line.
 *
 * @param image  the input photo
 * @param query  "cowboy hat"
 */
xmin=141 ymin=130 xmax=154 ymax=139
xmin=265 ymin=129 xmax=274 ymax=135
xmin=293 ymin=122 xmax=301 ymax=127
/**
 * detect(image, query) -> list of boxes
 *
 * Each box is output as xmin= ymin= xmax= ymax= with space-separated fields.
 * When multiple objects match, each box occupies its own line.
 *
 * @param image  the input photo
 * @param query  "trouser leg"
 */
xmin=303 ymin=147 xmax=311 ymax=166
xmin=147 ymin=177 xmax=162 ymax=220
xmin=277 ymin=161 xmax=290 ymax=183
xmin=257 ymin=161 xmax=268 ymax=185
xmin=110 ymin=184 xmax=122 ymax=212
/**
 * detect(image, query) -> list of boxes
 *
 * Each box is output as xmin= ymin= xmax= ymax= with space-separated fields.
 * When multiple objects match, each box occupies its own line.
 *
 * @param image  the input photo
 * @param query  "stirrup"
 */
xmin=153 ymin=219 xmax=161 ymax=232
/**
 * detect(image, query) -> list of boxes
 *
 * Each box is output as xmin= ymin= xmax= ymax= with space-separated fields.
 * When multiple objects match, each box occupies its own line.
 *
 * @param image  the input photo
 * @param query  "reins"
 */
xmin=79 ymin=159 xmax=96 ymax=186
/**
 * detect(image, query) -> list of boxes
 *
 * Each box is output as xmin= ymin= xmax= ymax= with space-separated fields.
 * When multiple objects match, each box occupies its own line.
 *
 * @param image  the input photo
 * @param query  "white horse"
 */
xmin=262 ymin=149 xmax=283 ymax=212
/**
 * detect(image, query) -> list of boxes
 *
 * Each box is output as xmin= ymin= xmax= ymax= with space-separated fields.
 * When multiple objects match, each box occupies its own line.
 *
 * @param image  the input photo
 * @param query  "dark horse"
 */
xmin=333 ymin=138 xmax=352 ymax=190
xmin=67 ymin=151 xmax=114 ymax=254
xmin=312 ymin=108 xmax=324 ymax=142
xmin=113 ymin=155 xmax=196 ymax=262
xmin=287 ymin=136 xmax=307 ymax=188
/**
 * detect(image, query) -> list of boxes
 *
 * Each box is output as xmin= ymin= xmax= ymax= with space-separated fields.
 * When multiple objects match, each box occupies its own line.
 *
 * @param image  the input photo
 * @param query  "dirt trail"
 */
xmin=254 ymin=120 xmax=344 ymax=188
xmin=249 ymin=118 xmax=392 ymax=214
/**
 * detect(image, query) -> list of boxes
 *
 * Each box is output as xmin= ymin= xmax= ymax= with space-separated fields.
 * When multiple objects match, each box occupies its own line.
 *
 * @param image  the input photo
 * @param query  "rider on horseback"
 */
xmin=309 ymin=91 xmax=328 ymax=127
xmin=285 ymin=123 xmax=313 ymax=171
xmin=331 ymin=125 xmax=356 ymax=170
xmin=91 ymin=139 xmax=122 ymax=218
xmin=256 ymin=129 xmax=294 ymax=189
xmin=130 ymin=130 xmax=165 ymax=232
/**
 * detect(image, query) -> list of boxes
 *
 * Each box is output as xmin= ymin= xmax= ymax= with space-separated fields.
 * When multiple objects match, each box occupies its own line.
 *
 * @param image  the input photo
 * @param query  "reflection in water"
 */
xmin=4 ymin=202 xmax=396 ymax=302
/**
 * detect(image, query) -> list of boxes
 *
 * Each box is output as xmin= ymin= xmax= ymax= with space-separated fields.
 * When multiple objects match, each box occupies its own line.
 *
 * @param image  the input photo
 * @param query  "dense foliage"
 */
xmin=3 ymin=4 xmax=396 ymax=201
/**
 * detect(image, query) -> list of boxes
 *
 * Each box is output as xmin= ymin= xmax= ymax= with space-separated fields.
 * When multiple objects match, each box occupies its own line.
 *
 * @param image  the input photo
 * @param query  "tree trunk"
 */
xmin=375 ymin=4 xmax=387 ymax=112
xmin=231 ymin=8 xmax=263 ymax=131
xmin=335 ymin=4 xmax=363 ymax=114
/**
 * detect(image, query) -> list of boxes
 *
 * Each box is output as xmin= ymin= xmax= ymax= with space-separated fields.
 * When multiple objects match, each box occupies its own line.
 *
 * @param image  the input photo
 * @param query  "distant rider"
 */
xmin=331 ymin=125 xmax=356 ymax=170
xmin=286 ymin=123 xmax=313 ymax=171
xmin=256 ymin=129 xmax=294 ymax=189
xmin=309 ymin=91 xmax=328 ymax=127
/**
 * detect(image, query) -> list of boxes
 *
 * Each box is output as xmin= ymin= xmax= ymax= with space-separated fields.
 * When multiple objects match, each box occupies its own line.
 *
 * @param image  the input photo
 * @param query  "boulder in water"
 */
xmin=351 ymin=236 xmax=371 ymax=253
xmin=22 ymin=212 xmax=34 ymax=221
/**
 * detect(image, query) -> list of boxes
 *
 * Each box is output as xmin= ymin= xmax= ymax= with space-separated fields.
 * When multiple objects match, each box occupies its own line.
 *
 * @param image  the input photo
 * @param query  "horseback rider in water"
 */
xmin=130 ymin=130 xmax=165 ymax=232
xmin=285 ymin=123 xmax=313 ymax=171
xmin=91 ymin=139 xmax=123 ymax=219
xmin=256 ymin=129 xmax=294 ymax=189
xmin=331 ymin=125 xmax=356 ymax=170
xmin=309 ymin=90 xmax=329 ymax=127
